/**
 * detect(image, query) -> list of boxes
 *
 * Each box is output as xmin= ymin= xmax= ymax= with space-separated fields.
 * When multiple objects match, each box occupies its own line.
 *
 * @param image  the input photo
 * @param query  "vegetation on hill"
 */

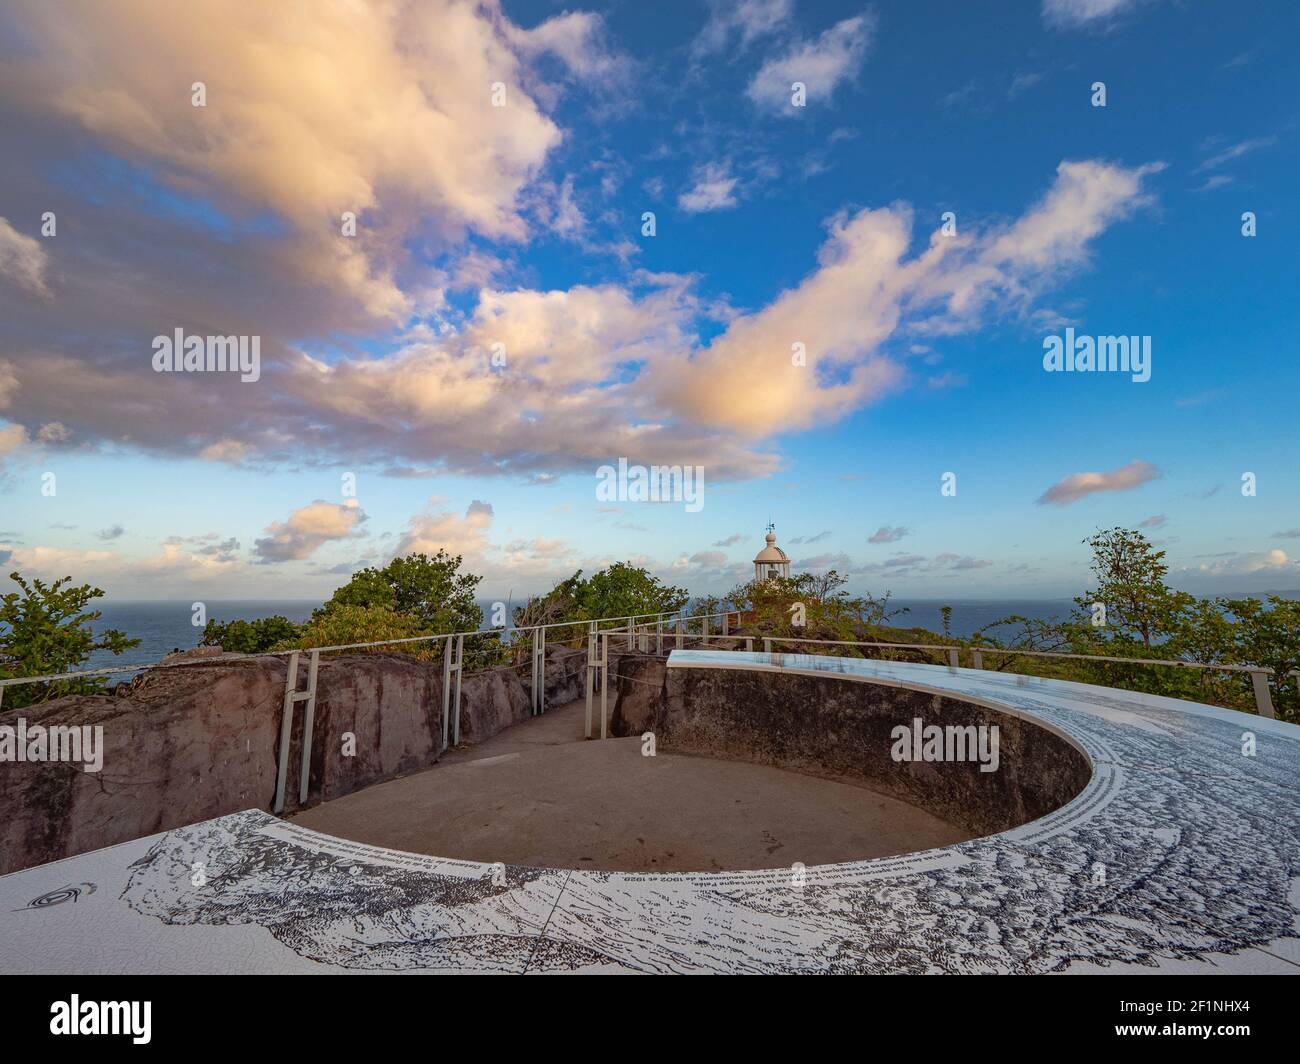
xmin=714 ymin=528 xmax=1299 ymax=723
xmin=4 ymin=528 xmax=1297 ymax=720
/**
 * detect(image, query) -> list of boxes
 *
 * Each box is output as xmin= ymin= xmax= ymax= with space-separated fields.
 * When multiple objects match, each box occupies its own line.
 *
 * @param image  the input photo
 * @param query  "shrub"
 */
xmin=0 ymin=571 xmax=139 ymax=708
xmin=199 ymin=615 xmax=300 ymax=654
xmin=274 ymin=604 xmax=439 ymax=660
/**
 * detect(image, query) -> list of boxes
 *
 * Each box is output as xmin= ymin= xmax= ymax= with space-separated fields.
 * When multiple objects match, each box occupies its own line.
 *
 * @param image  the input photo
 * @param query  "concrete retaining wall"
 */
xmin=605 ymin=655 xmax=1091 ymax=837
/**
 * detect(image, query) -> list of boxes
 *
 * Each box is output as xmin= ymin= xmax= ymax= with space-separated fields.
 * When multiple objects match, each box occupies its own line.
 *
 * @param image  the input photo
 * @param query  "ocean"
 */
xmin=78 ymin=597 xmax=1079 ymax=674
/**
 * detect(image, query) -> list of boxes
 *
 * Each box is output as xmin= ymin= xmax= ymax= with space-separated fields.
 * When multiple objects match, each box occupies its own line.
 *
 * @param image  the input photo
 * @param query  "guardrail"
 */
xmin=585 ymin=628 xmax=1281 ymax=735
xmin=769 ymin=636 xmax=1277 ymax=718
xmin=3 ymin=610 xmax=1284 ymax=804
xmin=0 ymin=606 xmax=739 ymax=812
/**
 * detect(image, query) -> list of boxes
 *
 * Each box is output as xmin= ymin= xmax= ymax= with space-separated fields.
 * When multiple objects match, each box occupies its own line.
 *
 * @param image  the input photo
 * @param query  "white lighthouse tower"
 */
xmin=753 ymin=522 xmax=790 ymax=582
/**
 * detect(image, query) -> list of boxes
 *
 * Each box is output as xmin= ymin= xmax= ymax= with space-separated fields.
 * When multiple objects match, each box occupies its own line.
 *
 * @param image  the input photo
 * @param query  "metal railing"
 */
xmin=583 ymin=611 xmax=742 ymax=739
xmin=0 ymin=605 xmax=738 ymax=812
xmin=639 ymin=634 xmax=1279 ymax=718
xmin=2 ymin=609 xmax=1285 ymax=805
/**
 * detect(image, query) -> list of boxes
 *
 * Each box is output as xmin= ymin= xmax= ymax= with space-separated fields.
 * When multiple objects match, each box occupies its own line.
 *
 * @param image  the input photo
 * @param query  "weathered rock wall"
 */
xmin=0 ymin=645 xmax=587 ymax=875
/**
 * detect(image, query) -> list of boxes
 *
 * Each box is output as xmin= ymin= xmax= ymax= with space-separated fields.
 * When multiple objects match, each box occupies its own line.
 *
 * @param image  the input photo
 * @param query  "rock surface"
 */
xmin=0 ymin=647 xmax=589 ymax=875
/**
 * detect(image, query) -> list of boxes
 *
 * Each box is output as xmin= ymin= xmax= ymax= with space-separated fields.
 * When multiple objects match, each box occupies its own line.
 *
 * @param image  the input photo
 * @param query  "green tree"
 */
xmin=574 ymin=562 xmax=689 ymax=620
xmin=1075 ymin=528 xmax=1188 ymax=650
xmin=321 ymin=552 xmax=483 ymax=632
xmin=317 ymin=553 xmax=502 ymax=668
xmin=1221 ymin=595 xmax=1300 ymax=721
xmin=276 ymin=604 xmax=438 ymax=660
xmin=199 ymin=615 xmax=300 ymax=654
xmin=520 ymin=564 xmax=688 ymax=626
xmin=0 ymin=572 xmax=140 ymax=708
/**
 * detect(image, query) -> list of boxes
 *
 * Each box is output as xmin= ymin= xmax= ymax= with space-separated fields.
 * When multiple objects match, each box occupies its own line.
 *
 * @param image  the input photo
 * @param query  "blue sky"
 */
xmin=0 ymin=0 xmax=1297 ymax=603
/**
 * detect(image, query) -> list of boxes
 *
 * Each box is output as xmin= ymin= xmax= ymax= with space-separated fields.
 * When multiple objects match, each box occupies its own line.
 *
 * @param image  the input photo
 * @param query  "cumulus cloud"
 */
xmin=1181 ymin=548 xmax=1300 ymax=579
xmin=0 ymin=218 xmax=50 ymax=297
xmin=5 ymin=0 xmax=563 ymax=318
xmin=660 ymin=159 xmax=1160 ymax=436
xmin=396 ymin=499 xmax=495 ymax=561
xmin=254 ymin=500 xmax=368 ymax=563
xmin=96 ymin=524 xmax=125 ymax=541
xmin=713 ymin=533 xmax=747 ymax=547
xmin=679 ymin=163 xmax=740 ymax=213
xmin=0 ymin=5 xmax=1157 ymax=495
xmin=1037 ymin=459 xmax=1159 ymax=506
xmin=746 ymin=13 xmax=876 ymax=112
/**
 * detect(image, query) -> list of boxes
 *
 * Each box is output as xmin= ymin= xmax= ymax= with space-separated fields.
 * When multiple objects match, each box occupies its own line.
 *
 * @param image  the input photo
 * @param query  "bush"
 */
xmin=274 ymin=604 xmax=439 ymax=660
xmin=199 ymin=615 xmax=300 ymax=654
xmin=0 ymin=571 xmax=139 ymax=708
xmin=315 ymin=552 xmax=503 ymax=668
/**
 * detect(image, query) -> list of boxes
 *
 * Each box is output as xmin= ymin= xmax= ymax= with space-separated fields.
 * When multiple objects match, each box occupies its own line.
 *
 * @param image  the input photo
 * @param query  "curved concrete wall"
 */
xmin=612 ymin=654 xmax=1092 ymax=837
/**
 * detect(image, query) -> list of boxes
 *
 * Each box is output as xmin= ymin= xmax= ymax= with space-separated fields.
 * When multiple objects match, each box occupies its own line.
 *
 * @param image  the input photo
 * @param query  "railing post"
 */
xmin=656 ymin=615 xmax=664 ymax=656
xmin=585 ymin=622 xmax=597 ymax=738
xmin=1250 ymin=670 xmax=1276 ymax=719
xmin=745 ymin=637 xmax=754 ymax=652
xmin=297 ymin=649 xmax=320 ymax=804
xmin=971 ymin=649 xmax=984 ymax=670
xmin=638 ymin=623 xmax=648 ymax=653
xmin=702 ymin=615 xmax=709 ymax=647
xmin=626 ymin=617 xmax=633 ymax=650
xmin=763 ymin=637 xmax=772 ymax=654
xmin=676 ymin=619 xmax=684 ymax=649
xmin=531 ymin=627 xmax=546 ymax=715
xmin=721 ymin=612 xmax=729 ymax=637
xmin=600 ymin=631 xmax=610 ymax=739
xmin=452 ymin=634 xmax=464 ymax=744
xmin=441 ymin=635 xmax=453 ymax=751
xmin=274 ymin=650 xmax=300 ymax=814
xmin=946 ymin=648 xmax=959 ymax=669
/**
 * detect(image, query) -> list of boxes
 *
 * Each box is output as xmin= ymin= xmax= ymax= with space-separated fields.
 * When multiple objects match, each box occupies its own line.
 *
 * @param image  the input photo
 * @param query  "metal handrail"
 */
xmin=0 ymin=607 xmax=734 ymax=694
xmin=687 ymin=634 xmax=1280 ymax=719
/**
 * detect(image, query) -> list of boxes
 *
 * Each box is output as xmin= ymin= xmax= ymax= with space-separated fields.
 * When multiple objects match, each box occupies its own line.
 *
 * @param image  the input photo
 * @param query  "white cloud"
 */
xmin=0 ymin=422 xmax=28 ymax=456
xmin=659 ymin=159 xmax=1161 ymax=435
xmin=1042 ymin=0 xmax=1148 ymax=29
xmin=254 ymin=500 xmax=368 ymax=562
xmin=199 ymin=439 xmax=253 ymax=464
xmin=0 ymin=217 xmax=50 ymax=297
xmin=1037 ymin=459 xmax=1159 ymax=506
xmin=747 ymin=13 xmax=876 ymax=112
xmin=505 ymin=10 xmax=631 ymax=84
xmin=868 ymin=526 xmax=908 ymax=544
xmin=679 ymin=163 xmax=740 ymax=213
xmin=1194 ymin=136 xmax=1277 ymax=173
xmin=3 ymin=159 xmax=1157 ymax=483
xmin=8 ymin=0 xmax=563 ymax=320
xmin=397 ymin=499 xmax=495 ymax=562
xmin=693 ymin=0 xmax=793 ymax=57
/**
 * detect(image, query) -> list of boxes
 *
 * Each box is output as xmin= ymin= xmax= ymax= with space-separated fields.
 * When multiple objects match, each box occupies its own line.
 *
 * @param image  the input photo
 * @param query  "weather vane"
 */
xmin=766 ymin=519 xmax=775 ymax=534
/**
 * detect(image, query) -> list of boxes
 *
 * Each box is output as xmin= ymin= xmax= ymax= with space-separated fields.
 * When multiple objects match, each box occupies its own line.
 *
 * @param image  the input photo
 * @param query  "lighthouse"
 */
xmin=753 ymin=523 xmax=790 ymax=582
